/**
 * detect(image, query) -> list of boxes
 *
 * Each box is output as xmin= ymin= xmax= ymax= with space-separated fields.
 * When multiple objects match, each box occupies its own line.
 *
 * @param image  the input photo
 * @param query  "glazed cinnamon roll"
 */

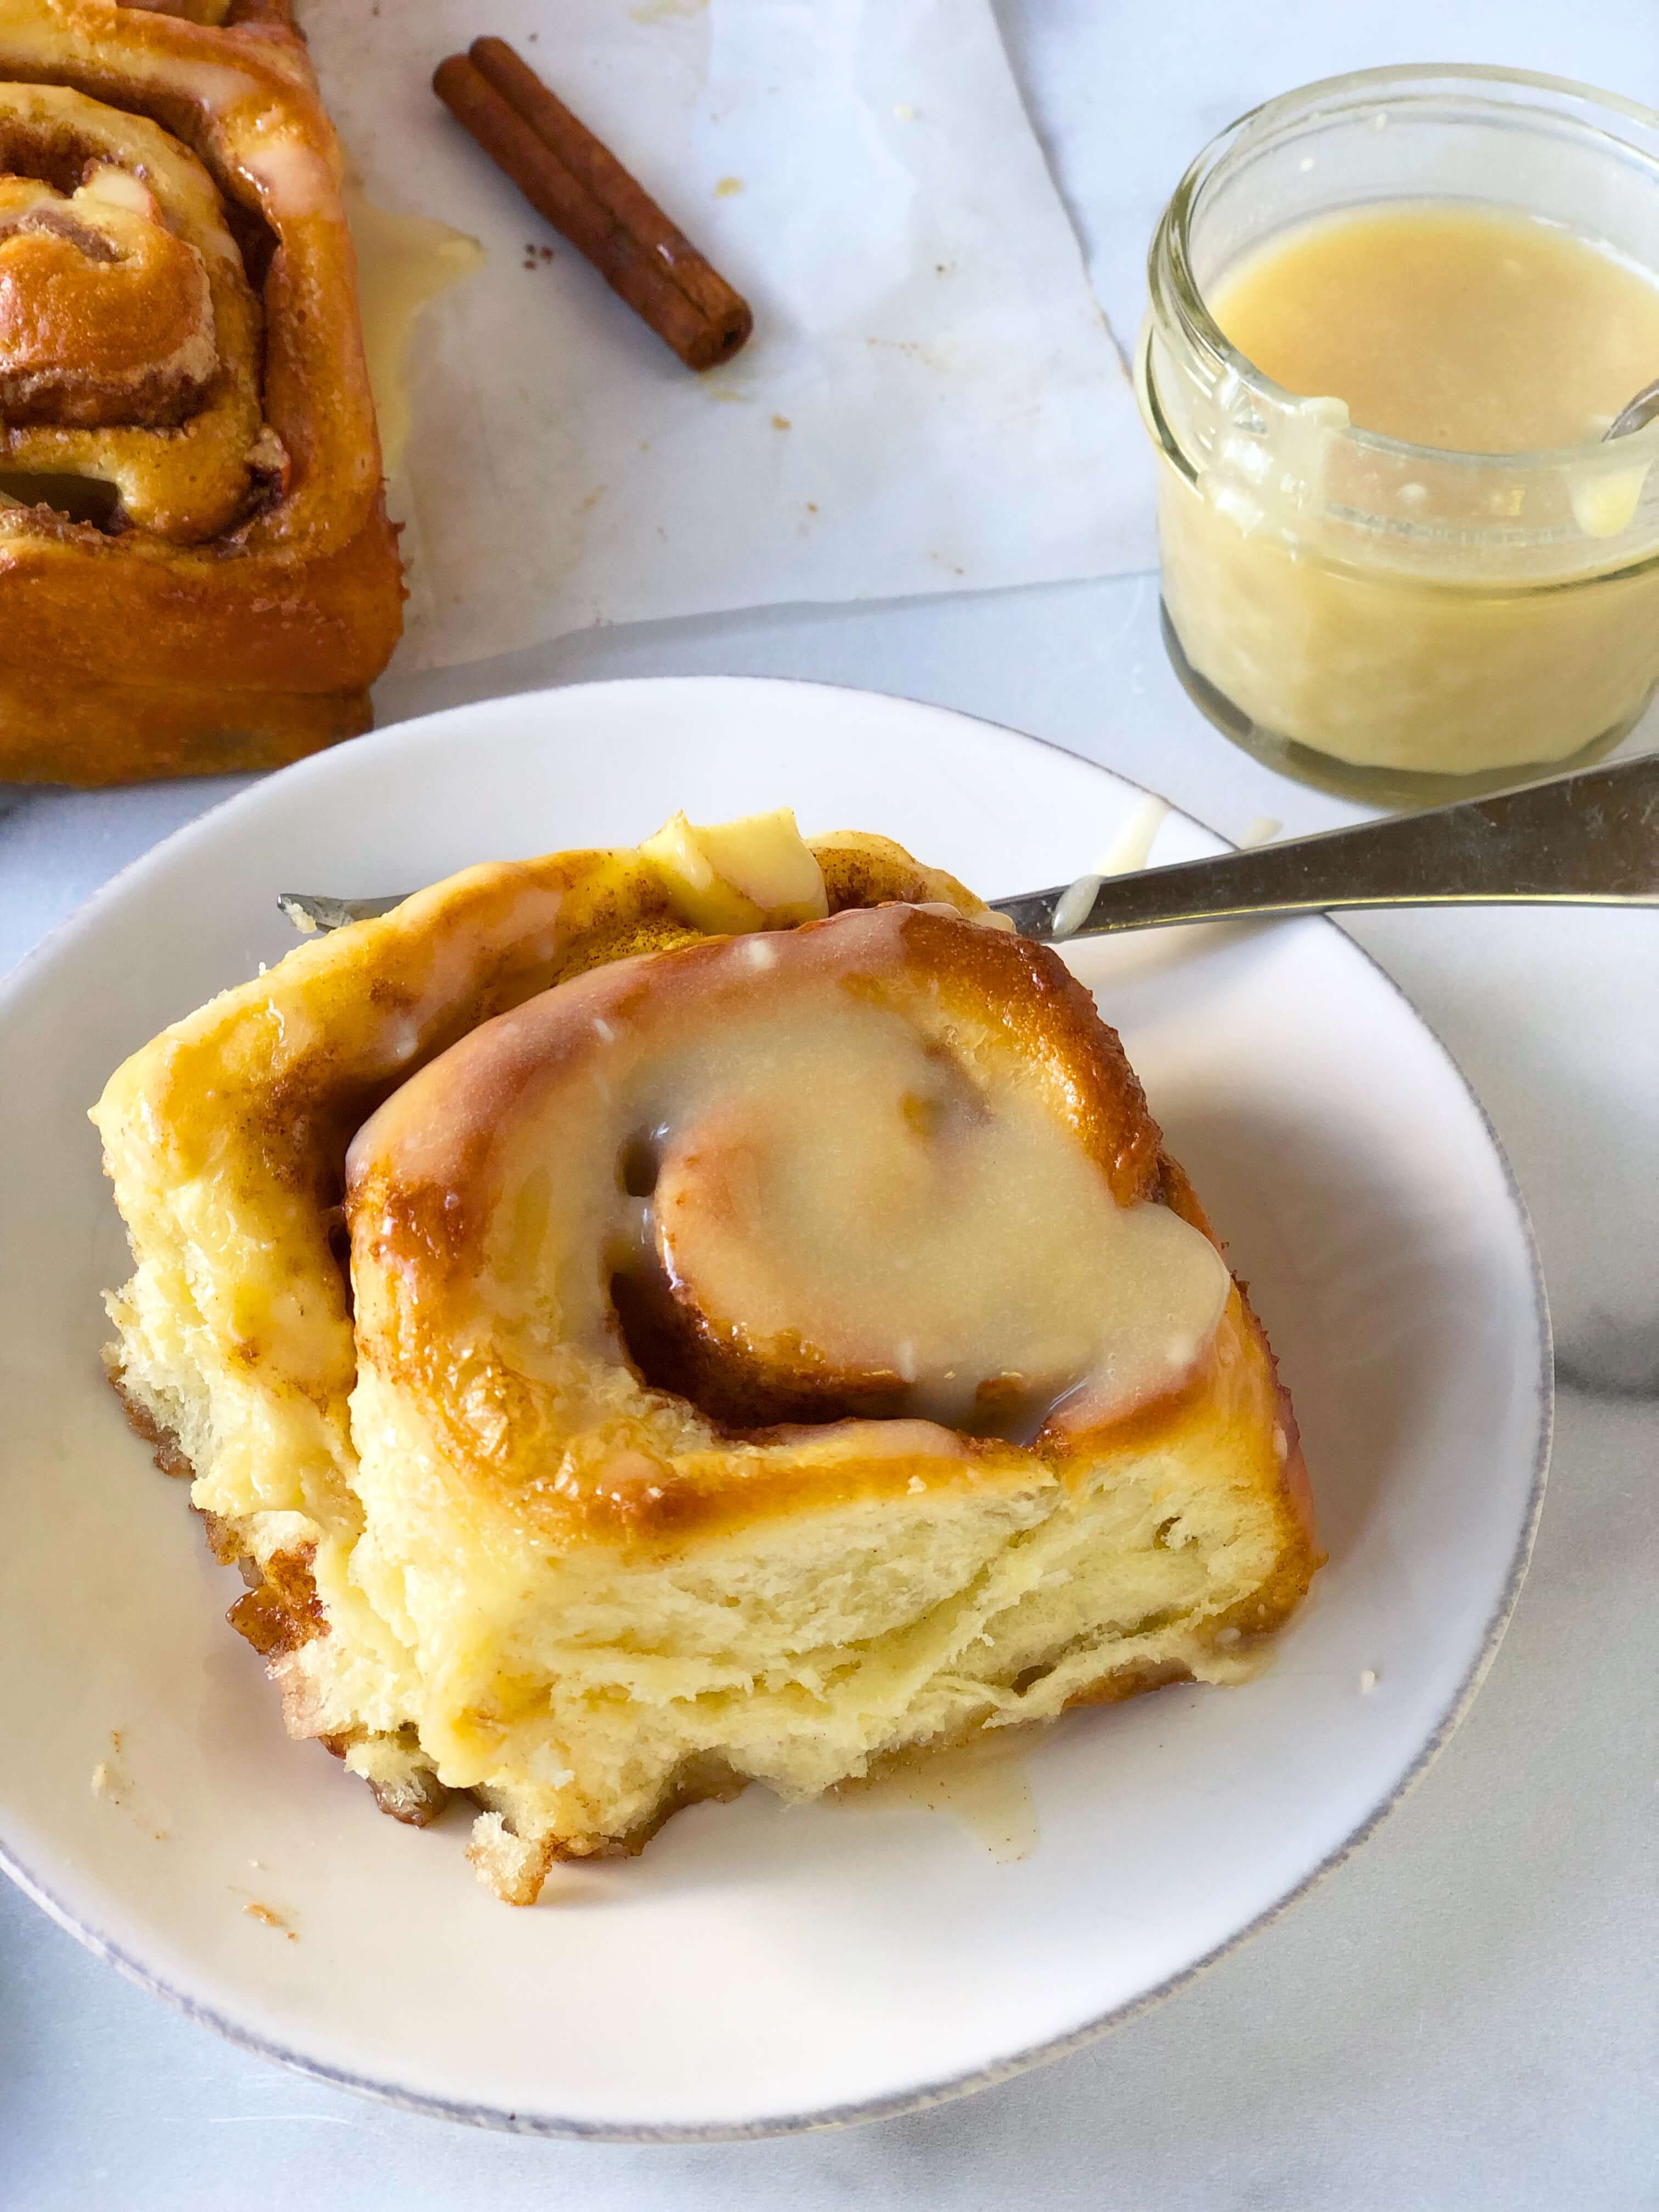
xmin=0 ymin=0 xmax=402 ymax=783
xmin=94 ymin=813 xmax=1320 ymax=1904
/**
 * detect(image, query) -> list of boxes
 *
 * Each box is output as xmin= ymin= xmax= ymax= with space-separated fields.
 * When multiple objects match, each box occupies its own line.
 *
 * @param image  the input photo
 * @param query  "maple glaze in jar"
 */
xmin=1138 ymin=67 xmax=1659 ymax=802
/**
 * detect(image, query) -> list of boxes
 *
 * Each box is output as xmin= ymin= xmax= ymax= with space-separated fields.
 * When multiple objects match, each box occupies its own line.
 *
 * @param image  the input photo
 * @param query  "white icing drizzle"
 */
xmin=1050 ymin=795 xmax=1172 ymax=941
xmin=352 ymin=906 xmax=1231 ymax=1442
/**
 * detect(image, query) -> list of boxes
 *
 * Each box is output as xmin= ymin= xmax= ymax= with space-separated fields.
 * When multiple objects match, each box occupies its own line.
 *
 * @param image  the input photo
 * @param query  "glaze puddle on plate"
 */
xmin=833 ymin=1733 xmax=1041 ymax=1863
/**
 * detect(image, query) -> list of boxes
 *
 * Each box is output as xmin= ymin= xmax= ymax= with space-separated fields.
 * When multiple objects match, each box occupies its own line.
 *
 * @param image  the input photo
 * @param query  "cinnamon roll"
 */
xmin=0 ymin=0 xmax=402 ymax=783
xmin=94 ymin=812 xmax=1320 ymax=1904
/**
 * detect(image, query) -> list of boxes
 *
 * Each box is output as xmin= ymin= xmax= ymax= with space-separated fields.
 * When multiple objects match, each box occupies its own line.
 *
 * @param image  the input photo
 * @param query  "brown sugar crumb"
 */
xmin=771 ymin=414 xmax=792 ymax=431
xmin=244 ymin=1901 xmax=298 ymax=1942
xmin=92 ymin=1728 xmax=133 ymax=1803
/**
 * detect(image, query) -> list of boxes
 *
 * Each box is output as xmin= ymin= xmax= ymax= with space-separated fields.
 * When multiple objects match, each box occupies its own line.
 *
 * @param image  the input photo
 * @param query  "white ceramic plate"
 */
xmin=0 ymin=679 xmax=1549 ymax=2138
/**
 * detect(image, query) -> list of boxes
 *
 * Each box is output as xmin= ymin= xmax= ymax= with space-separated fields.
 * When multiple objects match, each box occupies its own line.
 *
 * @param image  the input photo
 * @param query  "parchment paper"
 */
xmin=304 ymin=0 xmax=1154 ymax=670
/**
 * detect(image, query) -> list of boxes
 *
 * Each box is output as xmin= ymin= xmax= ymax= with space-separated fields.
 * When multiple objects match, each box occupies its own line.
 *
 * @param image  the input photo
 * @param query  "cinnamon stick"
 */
xmin=433 ymin=38 xmax=753 ymax=371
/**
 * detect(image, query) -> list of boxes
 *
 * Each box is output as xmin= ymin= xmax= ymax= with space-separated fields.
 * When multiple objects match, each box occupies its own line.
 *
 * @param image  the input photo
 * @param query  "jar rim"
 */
xmin=1149 ymin=61 xmax=1659 ymax=473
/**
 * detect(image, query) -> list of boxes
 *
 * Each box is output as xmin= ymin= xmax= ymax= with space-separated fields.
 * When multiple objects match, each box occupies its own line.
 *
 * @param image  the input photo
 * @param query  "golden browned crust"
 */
xmin=0 ymin=0 xmax=402 ymax=783
xmin=224 ymin=1543 xmax=328 ymax=1659
xmin=109 ymin=1364 xmax=194 ymax=1477
xmin=814 ymin=832 xmax=984 ymax=917
xmin=1159 ymin=1149 xmax=1318 ymax=1555
xmin=112 ymin=1365 xmax=336 ymax=1661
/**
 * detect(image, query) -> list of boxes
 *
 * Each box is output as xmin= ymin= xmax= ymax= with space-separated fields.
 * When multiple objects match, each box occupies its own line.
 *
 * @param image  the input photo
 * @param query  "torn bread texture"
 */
xmin=95 ymin=815 xmax=1319 ymax=1903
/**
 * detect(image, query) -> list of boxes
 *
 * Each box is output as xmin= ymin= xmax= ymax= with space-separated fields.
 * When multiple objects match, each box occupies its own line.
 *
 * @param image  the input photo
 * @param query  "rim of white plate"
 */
xmin=0 ymin=675 xmax=1554 ymax=2140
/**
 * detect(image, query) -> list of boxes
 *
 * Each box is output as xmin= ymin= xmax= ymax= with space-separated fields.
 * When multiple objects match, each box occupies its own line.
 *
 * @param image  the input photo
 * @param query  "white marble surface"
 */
xmin=2 ymin=1 xmax=1656 ymax=2204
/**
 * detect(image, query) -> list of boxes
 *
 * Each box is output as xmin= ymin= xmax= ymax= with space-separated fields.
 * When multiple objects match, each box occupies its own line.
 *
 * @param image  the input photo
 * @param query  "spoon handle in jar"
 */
xmin=993 ymin=753 xmax=1659 ymax=941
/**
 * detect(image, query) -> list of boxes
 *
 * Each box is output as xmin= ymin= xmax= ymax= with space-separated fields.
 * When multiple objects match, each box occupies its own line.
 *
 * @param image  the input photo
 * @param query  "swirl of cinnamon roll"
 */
xmin=347 ymin=905 xmax=1231 ymax=1447
xmin=0 ymin=163 xmax=217 ymax=427
xmin=0 ymin=0 xmax=402 ymax=782
xmin=0 ymin=84 xmax=261 ymax=533
xmin=94 ymin=813 xmax=1320 ymax=1905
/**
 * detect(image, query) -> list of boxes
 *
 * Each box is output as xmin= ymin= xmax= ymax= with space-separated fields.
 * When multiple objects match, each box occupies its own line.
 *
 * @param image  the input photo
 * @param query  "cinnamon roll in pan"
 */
xmin=93 ymin=814 xmax=1319 ymax=1905
xmin=0 ymin=0 xmax=401 ymax=783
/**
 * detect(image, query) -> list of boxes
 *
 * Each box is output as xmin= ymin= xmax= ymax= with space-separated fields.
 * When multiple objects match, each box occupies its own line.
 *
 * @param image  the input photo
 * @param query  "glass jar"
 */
xmin=1137 ymin=65 xmax=1659 ymax=804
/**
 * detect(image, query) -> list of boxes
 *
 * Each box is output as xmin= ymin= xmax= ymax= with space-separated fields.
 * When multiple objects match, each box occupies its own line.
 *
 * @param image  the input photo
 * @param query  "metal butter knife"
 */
xmin=279 ymin=751 xmax=1659 ymax=946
